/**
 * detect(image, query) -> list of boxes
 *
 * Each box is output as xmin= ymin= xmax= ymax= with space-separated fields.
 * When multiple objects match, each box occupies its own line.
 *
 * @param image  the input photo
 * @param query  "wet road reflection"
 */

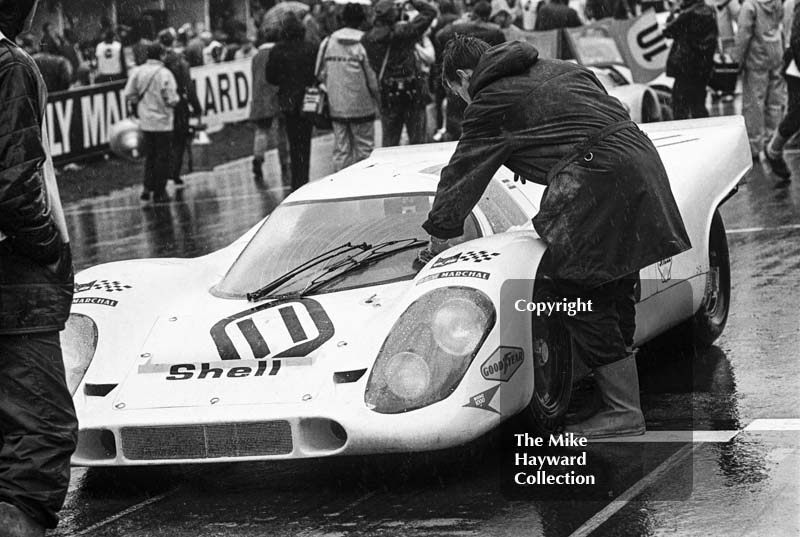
xmin=65 ymin=165 xmax=287 ymax=271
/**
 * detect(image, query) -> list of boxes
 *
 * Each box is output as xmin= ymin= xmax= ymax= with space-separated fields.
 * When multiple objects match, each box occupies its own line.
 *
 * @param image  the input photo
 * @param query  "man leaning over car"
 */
xmin=418 ymin=36 xmax=691 ymax=438
xmin=0 ymin=0 xmax=78 ymax=535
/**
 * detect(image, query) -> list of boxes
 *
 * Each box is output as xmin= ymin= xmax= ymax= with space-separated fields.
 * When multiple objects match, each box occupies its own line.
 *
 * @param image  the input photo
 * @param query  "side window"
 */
xmin=478 ymin=181 xmax=531 ymax=233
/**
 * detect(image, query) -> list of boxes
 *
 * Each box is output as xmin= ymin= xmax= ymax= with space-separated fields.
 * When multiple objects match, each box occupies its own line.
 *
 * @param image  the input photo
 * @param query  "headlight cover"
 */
xmin=365 ymin=287 xmax=495 ymax=413
xmin=60 ymin=313 xmax=99 ymax=395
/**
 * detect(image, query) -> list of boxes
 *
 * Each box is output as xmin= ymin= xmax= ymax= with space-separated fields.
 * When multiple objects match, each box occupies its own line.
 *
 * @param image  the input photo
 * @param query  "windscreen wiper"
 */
xmin=247 ymin=242 xmax=370 ymax=302
xmin=280 ymin=238 xmax=427 ymax=299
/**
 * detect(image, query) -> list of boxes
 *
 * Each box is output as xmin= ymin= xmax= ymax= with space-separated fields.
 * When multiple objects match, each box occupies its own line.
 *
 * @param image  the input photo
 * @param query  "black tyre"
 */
xmin=692 ymin=210 xmax=731 ymax=347
xmin=517 ymin=286 xmax=573 ymax=435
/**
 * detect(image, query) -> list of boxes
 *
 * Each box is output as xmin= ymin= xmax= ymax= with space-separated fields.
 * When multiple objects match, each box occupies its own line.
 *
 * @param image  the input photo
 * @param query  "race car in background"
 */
xmin=566 ymin=28 xmax=674 ymax=122
xmin=63 ymin=117 xmax=749 ymax=466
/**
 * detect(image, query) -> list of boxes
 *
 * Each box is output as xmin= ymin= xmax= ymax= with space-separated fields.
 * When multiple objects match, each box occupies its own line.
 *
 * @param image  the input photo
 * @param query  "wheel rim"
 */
xmin=531 ymin=315 xmax=569 ymax=417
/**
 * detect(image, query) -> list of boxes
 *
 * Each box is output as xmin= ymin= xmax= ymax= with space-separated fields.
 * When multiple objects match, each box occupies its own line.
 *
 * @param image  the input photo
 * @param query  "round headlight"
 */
xmin=431 ymin=297 xmax=489 ymax=355
xmin=384 ymin=351 xmax=431 ymax=400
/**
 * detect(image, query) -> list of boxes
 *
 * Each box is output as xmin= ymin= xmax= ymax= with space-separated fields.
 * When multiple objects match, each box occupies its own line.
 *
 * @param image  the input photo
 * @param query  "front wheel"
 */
xmin=692 ymin=210 xmax=731 ymax=347
xmin=517 ymin=286 xmax=573 ymax=435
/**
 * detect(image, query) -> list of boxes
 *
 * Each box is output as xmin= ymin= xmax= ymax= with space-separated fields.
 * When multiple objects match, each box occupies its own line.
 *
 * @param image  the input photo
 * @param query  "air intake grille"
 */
xmin=120 ymin=421 xmax=292 ymax=460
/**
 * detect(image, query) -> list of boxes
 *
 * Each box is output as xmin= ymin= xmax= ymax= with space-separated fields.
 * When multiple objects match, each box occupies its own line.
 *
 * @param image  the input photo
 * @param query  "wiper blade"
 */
xmin=296 ymin=238 xmax=427 ymax=297
xmin=247 ymin=242 xmax=370 ymax=302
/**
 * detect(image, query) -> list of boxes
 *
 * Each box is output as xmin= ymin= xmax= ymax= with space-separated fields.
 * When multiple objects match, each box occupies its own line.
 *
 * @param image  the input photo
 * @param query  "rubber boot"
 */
xmin=0 ymin=502 xmax=45 ymax=537
xmin=564 ymin=354 xmax=645 ymax=439
xmin=762 ymin=131 xmax=792 ymax=184
xmin=252 ymin=157 xmax=264 ymax=182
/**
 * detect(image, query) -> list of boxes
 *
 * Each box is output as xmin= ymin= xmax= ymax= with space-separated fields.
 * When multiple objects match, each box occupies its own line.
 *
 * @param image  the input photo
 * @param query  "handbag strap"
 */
xmin=136 ymin=67 xmax=164 ymax=103
xmin=379 ymin=43 xmax=392 ymax=82
xmin=315 ymin=37 xmax=331 ymax=80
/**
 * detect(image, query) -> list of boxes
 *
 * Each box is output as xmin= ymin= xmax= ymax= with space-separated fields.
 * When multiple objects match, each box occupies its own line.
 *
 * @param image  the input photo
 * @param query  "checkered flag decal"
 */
xmin=92 ymin=280 xmax=132 ymax=292
xmin=460 ymin=251 xmax=500 ymax=263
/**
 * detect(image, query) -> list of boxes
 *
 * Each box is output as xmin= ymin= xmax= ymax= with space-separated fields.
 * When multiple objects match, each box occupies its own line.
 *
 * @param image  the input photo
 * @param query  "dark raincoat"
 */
xmin=422 ymin=41 xmax=691 ymax=286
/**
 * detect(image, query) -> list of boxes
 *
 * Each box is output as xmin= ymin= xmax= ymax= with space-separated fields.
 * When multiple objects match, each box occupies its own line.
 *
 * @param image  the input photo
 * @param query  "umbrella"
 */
xmin=261 ymin=1 xmax=311 ymax=31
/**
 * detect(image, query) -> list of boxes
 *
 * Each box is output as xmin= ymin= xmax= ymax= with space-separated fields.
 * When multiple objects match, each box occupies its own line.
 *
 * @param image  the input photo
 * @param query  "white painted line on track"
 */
xmin=567 ymin=443 xmax=700 ymax=537
xmin=74 ymin=490 xmax=174 ymax=536
xmin=727 ymin=224 xmax=800 ymax=234
xmin=743 ymin=418 xmax=800 ymax=431
xmin=598 ymin=430 xmax=740 ymax=443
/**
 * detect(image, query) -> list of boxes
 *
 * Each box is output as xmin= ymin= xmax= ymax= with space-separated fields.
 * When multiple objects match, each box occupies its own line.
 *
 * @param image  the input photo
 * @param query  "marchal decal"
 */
xmin=463 ymin=384 xmax=501 ymax=414
xmin=416 ymin=270 xmax=490 ymax=285
xmin=480 ymin=347 xmax=524 ymax=382
xmin=73 ymin=297 xmax=118 ymax=307
xmin=431 ymin=250 xmax=500 ymax=268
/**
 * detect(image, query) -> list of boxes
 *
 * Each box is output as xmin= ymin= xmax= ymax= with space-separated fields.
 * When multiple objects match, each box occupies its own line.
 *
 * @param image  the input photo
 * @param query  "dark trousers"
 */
xmin=284 ymin=112 xmax=313 ymax=191
xmin=381 ymin=105 xmax=427 ymax=147
xmin=672 ymin=76 xmax=710 ymax=120
xmin=539 ymin=267 xmax=639 ymax=368
xmin=0 ymin=333 xmax=77 ymax=528
xmin=171 ymin=128 xmax=190 ymax=180
xmin=142 ymin=131 xmax=172 ymax=194
xmin=778 ymin=77 xmax=800 ymax=139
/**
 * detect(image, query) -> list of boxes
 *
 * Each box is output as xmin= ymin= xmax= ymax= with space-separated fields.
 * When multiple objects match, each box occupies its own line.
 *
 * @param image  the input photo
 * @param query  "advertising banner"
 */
xmin=49 ymin=58 xmax=254 ymax=164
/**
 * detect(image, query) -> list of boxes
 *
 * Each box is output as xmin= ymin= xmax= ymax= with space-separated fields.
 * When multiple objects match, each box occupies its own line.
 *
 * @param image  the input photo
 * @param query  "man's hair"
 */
xmin=472 ymin=0 xmax=492 ymax=21
xmin=158 ymin=28 xmax=175 ymax=47
xmin=146 ymin=42 xmax=164 ymax=60
xmin=442 ymin=34 xmax=490 ymax=85
xmin=341 ymin=3 xmax=366 ymax=28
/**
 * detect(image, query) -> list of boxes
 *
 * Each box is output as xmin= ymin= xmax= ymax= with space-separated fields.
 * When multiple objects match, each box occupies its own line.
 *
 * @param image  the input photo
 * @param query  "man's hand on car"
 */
xmin=415 ymin=235 xmax=450 ymax=268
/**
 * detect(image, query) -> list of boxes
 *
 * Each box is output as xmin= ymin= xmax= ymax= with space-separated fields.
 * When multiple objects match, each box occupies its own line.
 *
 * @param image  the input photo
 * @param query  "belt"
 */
xmin=545 ymin=120 xmax=637 ymax=182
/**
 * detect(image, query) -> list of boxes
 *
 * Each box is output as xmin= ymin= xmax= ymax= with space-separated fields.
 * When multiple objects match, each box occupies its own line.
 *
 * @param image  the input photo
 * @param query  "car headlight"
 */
xmin=365 ymin=287 xmax=495 ymax=413
xmin=60 ymin=313 xmax=99 ymax=395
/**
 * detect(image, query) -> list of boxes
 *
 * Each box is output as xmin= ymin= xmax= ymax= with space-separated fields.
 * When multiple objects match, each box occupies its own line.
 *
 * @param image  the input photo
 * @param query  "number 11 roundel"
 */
xmin=210 ymin=298 xmax=335 ymax=361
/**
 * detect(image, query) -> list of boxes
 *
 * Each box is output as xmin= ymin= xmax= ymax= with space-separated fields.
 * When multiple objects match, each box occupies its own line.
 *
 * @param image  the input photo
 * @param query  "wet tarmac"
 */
xmin=53 ymin=120 xmax=800 ymax=536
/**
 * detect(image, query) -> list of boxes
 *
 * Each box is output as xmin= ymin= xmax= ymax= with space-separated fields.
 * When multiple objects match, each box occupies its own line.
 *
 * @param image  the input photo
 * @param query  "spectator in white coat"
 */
xmin=735 ymin=0 xmax=786 ymax=158
xmin=317 ymin=4 xmax=380 ymax=170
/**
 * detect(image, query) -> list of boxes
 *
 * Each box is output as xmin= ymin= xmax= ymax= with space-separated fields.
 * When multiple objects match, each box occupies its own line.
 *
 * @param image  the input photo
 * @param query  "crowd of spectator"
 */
xmin=15 ymin=0 xmax=800 ymax=194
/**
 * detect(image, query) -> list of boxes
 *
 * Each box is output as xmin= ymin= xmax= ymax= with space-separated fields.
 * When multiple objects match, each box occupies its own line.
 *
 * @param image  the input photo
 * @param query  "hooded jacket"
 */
xmin=0 ymin=23 xmax=74 ymax=333
xmin=362 ymin=0 xmax=436 ymax=87
xmin=422 ymin=42 xmax=691 ymax=285
xmin=663 ymin=0 xmax=719 ymax=80
xmin=735 ymin=0 xmax=784 ymax=70
xmin=318 ymin=28 xmax=379 ymax=121
xmin=250 ymin=43 xmax=280 ymax=121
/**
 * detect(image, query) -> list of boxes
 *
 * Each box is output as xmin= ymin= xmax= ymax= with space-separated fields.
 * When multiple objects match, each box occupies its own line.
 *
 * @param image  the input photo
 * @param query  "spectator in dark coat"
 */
xmin=534 ymin=0 xmax=583 ymax=30
xmin=266 ymin=14 xmax=319 ymax=190
xmin=250 ymin=30 xmax=291 ymax=185
xmin=159 ymin=29 xmax=202 ymax=186
xmin=0 ymin=1 xmax=78 ymax=534
xmin=585 ymin=0 xmax=631 ymax=19
xmin=419 ymin=37 xmax=691 ymax=439
xmin=362 ymin=0 xmax=437 ymax=146
xmin=664 ymin=0 xmax=719 ymax=119
xmin=24 ymin=38 xmax=72 ymax=93
xmin=436 ymin=1 xmax=506 ymax=139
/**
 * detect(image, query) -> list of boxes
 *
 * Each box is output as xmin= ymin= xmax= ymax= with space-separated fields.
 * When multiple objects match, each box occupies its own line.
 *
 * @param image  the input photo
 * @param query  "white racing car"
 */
xmin=64 ymin=117 xmax=750 ymax=466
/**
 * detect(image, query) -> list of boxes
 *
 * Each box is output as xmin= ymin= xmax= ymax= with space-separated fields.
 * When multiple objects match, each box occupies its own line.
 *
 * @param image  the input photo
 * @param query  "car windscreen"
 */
xmin=566 ymin=27 xmax=624 ymax=66
xmin=215 ymin=194 xmax=481 ymax=298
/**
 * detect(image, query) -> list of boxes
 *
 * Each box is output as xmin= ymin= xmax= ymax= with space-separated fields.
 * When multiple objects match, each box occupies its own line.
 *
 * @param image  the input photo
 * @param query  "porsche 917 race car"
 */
xmin=63 ymin=117 xmax=750 ymax=466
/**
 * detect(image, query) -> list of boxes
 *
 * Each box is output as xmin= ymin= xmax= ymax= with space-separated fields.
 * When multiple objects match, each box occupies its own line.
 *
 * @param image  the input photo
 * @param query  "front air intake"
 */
xmin=120 ymin=421 xmax=292 ymax=460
